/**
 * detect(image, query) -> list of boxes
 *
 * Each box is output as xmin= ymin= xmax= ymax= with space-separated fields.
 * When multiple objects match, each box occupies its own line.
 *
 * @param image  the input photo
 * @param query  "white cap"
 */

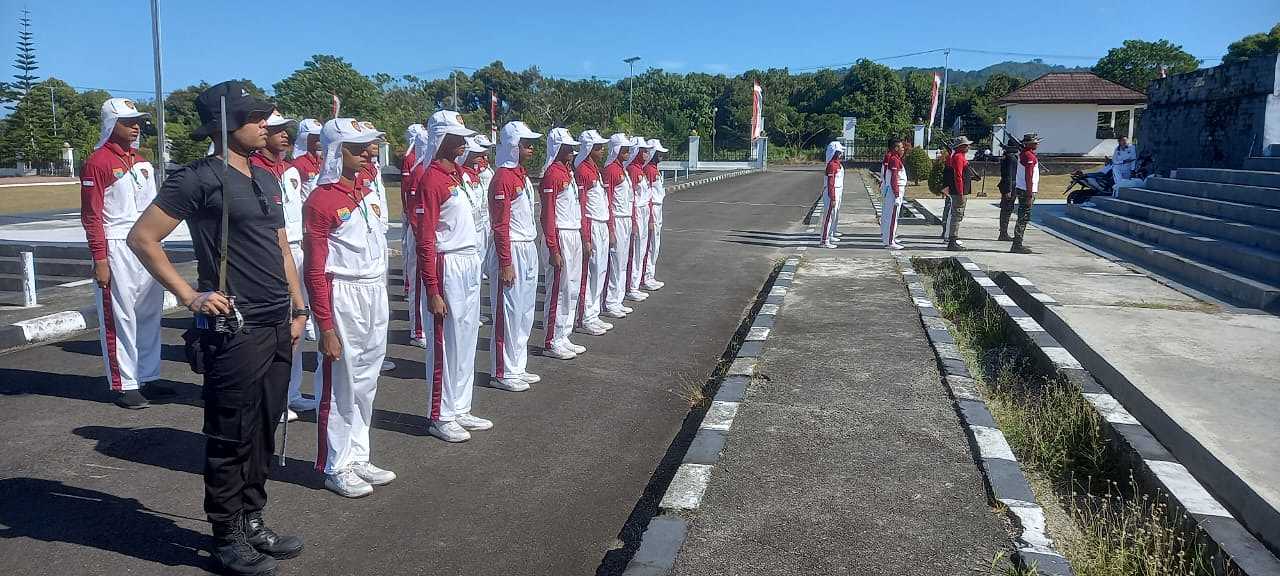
xmin=574 ymin=129 xmax=609 ymax=167
xmin=541 ymin=127 xmax=581 ymax=176
xmin=473 ymin=134 xmax=494 ymax=148
xmin=416 ymin=110 xmax=475 ymax=169
xmin=317 ymin=118 xmax=384 ymax=185
xmin=456 ymin=135 xmax=490 ymax=166
xmin=647 ymin=138 xmax=668 ymax=153
xmin=627 ymin=136 xmax=651 ymax=163
xmin=606 ymin=133 xmax=631 ymax=165
xmin=496 ymin=121 xmax=543 ymax=169
xmin=266 ymin=110 xmax=296 ymax=129
xmin=825 ymin=140 xmax=845 ymax=163
xmin=358 ymin=120 xmax=386 ymax=140
xmin=97 ymin=97 xmax=150 ymax=149
xmin=292 ymin=118 xmax=322 ymax=159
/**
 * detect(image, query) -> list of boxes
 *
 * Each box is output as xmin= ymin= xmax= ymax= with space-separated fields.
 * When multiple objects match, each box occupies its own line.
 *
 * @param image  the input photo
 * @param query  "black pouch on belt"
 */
xmin=182 ymin=326 xmax=206 ymax=374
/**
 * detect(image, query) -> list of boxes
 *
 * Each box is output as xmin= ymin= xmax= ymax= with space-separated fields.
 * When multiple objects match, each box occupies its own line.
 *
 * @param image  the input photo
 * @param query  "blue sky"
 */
xmin=5 ymin=0 xmax=1278 ymax=98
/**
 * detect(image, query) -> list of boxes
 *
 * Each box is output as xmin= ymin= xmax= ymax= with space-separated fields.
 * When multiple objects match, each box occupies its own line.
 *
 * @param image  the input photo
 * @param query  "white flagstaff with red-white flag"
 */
xmin=750 ymin=80 xmax=763 ymax=140
xmin=927 ymin=72 xmax=941 ymax=135
xmin=331 ymin=93 xmax=341 ymax=119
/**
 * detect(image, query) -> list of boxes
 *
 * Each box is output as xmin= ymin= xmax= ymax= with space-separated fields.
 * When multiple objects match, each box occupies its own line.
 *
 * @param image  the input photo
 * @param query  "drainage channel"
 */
xmin=908 ymin=255 xmax=1276 ymax=576
xmin=594 ymin=258 xmax=786 ymax=576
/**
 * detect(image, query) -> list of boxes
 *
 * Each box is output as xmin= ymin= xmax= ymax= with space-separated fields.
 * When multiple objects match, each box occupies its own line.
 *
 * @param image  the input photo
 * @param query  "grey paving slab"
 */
xmin=672 ymin=184 xmax=1008 ymax=576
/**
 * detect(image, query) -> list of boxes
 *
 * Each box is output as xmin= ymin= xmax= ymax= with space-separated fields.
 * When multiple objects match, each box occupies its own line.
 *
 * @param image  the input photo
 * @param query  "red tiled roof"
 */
xmin=997 ymin=73 xmax=1147 ymax=105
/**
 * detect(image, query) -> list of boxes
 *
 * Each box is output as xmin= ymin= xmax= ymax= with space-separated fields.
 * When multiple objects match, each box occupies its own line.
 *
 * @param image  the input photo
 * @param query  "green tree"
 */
xmin=0 ymin=78 xmax=105 ymax=165
xmin=1223 ymin=23 xmax=1280 ymax=63
xmin=830 ymin=60 xmax=911 ymax=141
xmin=273 ymin=55 xmax=382 ymax=121
xmin=904 ymin=146 xmax=932 ymax=184
xmin=1092 ymin=39 xmax=1200 ymax=91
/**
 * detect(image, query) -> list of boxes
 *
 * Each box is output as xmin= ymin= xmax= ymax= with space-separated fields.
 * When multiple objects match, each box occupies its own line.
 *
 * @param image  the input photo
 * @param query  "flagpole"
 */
xmin=150 ymin=0 xmax=167 ymax=183
xmin=939 ymin=48 xmax=950 ymax=135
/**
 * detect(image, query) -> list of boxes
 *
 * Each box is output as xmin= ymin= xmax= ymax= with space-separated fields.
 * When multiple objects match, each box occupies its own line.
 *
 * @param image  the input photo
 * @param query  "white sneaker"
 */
xmin=351 ymin=461 xmax=396 ymax=486
xmin=544 ymin=345 xmax=577 ymax=360
xmin=603 ymin=308 xmax=628 ymax=319
xmin=819 ymin=242 xmax=837 ymax=249
xmin=325 ymin=469 xmax=373 ymax=498
xmin=955 ymin=240 xmax=966 ymax=247
xmin=491 ymin=377 xmax=530 ymax=392
xmin=625 ymin=291 xmax=648 ymax=301
xmin=888 ymin=243 xmax=904 ymax=250
xmin=289 ymin=396 xmax=318 ymax=412
xmin=428 ymin=420 xmax=471 ymax=443
xmin=286 ymin=409 xmax=299 ymax=422
xmin=519 ymin=372 xmax=541 ymax=384
xmin=566 ymin=342 xmax=586 ymax=354
xmin=456 ymin=413 xmax=494 ymax=431
xmin=620 ymin=305 xmax=634 ymax=313
xmin=409 ymin=337 xmax=427 ymax=349
xmin=381 ymin=360 xmax=395 ymax=372
xmin=594 ymin=320 xmax=614 ymax=331
xmin=642 ymin=280 xmax=663 ymax=291
xmin=834 ymin=232 xmax=844 ymax=238
xmin=577 ymin=323 xmax=606 ymax=336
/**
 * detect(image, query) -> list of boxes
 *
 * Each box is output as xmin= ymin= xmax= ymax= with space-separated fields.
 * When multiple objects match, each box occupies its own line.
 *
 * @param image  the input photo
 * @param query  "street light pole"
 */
xmin=49 ymin=85 xmax=57 ymax=136
xmin=150 ymin=0 xmax=168 ymax=182
xmin=623 ymin=56 xmax=640 ymax=128
xmin=711 ymin=105 xmax=717 ymax=160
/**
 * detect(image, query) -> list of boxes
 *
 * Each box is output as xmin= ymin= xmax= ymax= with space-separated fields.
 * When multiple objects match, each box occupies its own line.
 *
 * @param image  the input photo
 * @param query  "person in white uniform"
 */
xmin=602 ymin=133 xmax=635 ymax=319
xmin=488 ymin=121 xmax=544 ymax=390
xmin=538 ymin=128 xmax=586 ymax=359
xmin=573 ymin=129 xmax=614 ymax=336
xmin=1107 ymin=135 xmax=1138 ymax=197
xmin=458 ymin=136 xmax=493 ymax=288
xmin=642 ymin=138 xmax=668 ymax=290
xmin=880 ymin=140 xmax=907 ymax=249
xmin=625 ymin=137 xmax=653 ymax=302
xmin=79 ymin=97 xmax=168 ymax=409
xmin=415 ymin=111 xmax=494 ymax=440
xmin=303 ymin=117 xmax=394 ymax=498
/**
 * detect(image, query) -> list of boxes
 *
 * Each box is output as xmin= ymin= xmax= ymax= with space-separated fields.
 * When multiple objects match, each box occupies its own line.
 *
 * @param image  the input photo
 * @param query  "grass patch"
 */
xmin=1111 ymin=300 xmax=1220 ymax=313
xmin=915 ymin=257 xmax=1234 ymax=576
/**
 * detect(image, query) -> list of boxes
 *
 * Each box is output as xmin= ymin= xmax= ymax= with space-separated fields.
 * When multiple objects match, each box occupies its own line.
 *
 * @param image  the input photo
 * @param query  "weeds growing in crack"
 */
xmin=913 ymin=257 xmax=1232 ymax=576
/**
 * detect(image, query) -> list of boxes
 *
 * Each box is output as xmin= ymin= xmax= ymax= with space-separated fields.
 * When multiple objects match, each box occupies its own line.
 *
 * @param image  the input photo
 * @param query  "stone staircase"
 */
xmin=1046 ymin=164 xmax=1280 ymax=312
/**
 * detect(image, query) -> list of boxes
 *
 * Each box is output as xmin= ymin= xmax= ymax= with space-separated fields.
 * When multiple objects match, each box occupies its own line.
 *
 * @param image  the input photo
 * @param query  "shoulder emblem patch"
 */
xmin=289 ymin=178 xmax=300 ymax=190
xmin=449 ymin=186 xmax=460 ymax=197
xmin=82 ymin=179 xmax=95 ymax=187
xmin=139 ymin=168 xmax=150 ymax=179
xmin=336 ymin=207 xmax=352 ymax=221
xmin=371 ymin=204 xmax=382 ymax=218
xmin=112 ymin=167 xmax=125 ymax=179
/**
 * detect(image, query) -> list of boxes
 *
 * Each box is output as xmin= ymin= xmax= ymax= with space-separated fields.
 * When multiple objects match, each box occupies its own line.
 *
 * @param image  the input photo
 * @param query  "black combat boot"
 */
xmin=1009 ymin=242 xmax=1032 ymax=254
xmin=211 ymin=514 xmax=278 ymax=575
xmin=245 ymin=510 xmax=304 ymax=559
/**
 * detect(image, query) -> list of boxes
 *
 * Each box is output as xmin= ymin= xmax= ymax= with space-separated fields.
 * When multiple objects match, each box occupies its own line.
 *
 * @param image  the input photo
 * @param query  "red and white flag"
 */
xmin=928 ymin=72 xmax=941 ymax=129
xmin=331 ymin=93 xmax=341 ymax=118
xmin=490 ymin=90 xmax=499 ymax=143
xmin=750 ymin=80 xmax=763 ymax=140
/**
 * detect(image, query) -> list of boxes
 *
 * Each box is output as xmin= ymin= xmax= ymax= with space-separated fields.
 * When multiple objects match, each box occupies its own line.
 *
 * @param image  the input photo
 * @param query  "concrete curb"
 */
xmin=622 ymin=218 xmax=807 ymax=576
xmin=0 ymin=291 xmax=180 ymax=354
xmin=896 ymin=254 xmax=1075 ymax=576
xmin=0 ymin=171 xmax=766 ymax=357
xmin=990 ymin=269 xmax=1280 ymax=575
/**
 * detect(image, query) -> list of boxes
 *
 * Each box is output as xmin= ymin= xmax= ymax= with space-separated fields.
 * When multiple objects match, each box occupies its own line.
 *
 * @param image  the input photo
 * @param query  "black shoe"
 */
xmin=212 ymin=515 xmax=278 ymax=575
xmin=946 ymin=242 xmax=964 ymax=252
xmin=141 ymin=382 xmax=176 ymax=398
xmin=245 ymin=511 xmax=304 ymax=560
xmin=1010 ymin=243 xmax=1032 ymax=254
xmin=114 ymin=389 xmax=149 ymax=409
xmin=997 ymin=233 xmax=1012 ymax=241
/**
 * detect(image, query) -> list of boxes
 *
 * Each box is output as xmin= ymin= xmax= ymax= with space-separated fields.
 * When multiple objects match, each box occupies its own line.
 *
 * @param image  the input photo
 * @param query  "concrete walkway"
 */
xmin=671 ymin=175 xmax=1009 ymax=575
xmin=908 ymin=194 xmax=1280 ymax=556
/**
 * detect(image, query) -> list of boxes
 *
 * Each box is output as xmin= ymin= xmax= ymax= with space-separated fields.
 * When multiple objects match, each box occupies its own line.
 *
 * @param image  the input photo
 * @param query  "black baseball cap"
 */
xmin=190 ymin=81 xmax=275 ymax=141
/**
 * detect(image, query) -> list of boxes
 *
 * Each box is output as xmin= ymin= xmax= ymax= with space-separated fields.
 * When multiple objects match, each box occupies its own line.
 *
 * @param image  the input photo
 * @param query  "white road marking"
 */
xmin=660 ymin=464 xmax=714 ymax=510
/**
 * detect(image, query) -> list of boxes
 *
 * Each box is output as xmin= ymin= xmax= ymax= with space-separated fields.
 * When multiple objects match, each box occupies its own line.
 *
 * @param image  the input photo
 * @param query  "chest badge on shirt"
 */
xmin=289 ymin=178 xmax=299 ymax=190
xmin=371 ymin=204 xmax=382 ymax=218
xmin=449 ymin=185 xmax=460 ymax=198
xmin=112 ymin=167 xmax=125 ymax=179
xmin=336 ymin=207 xmax=352 ymax=221
xmin=139 ymin=168 xmax=150 ymax=179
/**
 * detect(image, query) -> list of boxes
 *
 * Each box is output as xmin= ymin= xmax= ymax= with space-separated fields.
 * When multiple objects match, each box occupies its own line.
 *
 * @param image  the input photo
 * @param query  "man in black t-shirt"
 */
xmin=127 ymin=81 xmax=308 ymax=576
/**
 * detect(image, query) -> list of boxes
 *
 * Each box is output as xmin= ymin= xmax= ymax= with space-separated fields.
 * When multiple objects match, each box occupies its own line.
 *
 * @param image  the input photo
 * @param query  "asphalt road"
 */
xmin=0 ymin=170 xmax=816 ymax=575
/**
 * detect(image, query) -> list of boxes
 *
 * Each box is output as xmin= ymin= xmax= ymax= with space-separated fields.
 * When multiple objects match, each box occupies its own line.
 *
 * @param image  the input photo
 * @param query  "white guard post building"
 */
xmin=998 ymin=73 xmax=1147 ymax=157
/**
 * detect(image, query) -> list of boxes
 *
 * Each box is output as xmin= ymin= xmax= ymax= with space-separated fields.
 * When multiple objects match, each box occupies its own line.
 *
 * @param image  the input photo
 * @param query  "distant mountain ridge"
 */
xmin=897 ymin=59 xmax=1091 ymax=86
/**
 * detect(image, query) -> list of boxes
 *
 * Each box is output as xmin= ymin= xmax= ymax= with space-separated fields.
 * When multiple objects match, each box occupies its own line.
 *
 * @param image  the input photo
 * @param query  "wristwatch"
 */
xmin=292 ymin=307 xmax=311 ymax=319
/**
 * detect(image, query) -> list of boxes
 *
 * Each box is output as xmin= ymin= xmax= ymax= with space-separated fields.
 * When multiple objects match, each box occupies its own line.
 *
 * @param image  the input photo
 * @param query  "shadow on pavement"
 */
xmin=0 ymin=477 xmax=212 ymax=571
xmin=73 ymin=425 xmax=326 ymax=491
xmin=0 ymin=367 xmax=202 ymax=407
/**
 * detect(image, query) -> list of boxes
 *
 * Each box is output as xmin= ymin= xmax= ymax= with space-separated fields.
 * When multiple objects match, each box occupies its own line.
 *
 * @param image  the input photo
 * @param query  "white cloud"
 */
xmin=656 ymin=60 xmax=688 ymax=70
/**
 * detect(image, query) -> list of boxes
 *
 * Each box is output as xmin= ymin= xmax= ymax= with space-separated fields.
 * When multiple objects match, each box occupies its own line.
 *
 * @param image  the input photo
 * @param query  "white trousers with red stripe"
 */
xmin=425 ymin=249 xmax=483 ymax=421
xmin=579 ymin=220 xmax=610 ymax=326
xmin=629 ymin=204 xmax=651 ymax=292
xmin=404 ymin=221 xmax=424 ymax=341
xmin=315 ymin=276 xmax=389 ymax=474
xmin=605 ymin=216 xmax=632 ymax=312
xmin=541 ymin=230 xmax=582 ymax=350
xmin=644 ymin=203 xmax=663 ymax=284
xmin=821 ymin=192 xmax=841 ymax=243
xmin=490 ymin=241 xmax=537 ymax=382
xmin=881 ymin=186 xmax=904 ymax=246
xmin=95 ymin=238 xmax=163 ymax=392
xmin=287 ymin=241 xmax=312 ymax=405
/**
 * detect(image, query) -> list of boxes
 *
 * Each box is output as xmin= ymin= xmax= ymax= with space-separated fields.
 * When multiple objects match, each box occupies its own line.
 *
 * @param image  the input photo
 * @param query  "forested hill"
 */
xmin=897 ymin=60 xmax=1091 ymax=86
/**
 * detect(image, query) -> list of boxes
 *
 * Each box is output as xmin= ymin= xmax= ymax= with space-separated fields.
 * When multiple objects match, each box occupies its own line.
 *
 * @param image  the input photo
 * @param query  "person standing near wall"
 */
xmin=1010 ymin=133 xmax=1042 ymax=254
xmin=81 ymin=97 xmax=169 ymax=409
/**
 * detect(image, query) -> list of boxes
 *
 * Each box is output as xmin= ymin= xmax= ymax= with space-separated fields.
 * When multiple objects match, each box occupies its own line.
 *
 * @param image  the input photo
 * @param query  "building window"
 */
xmin=1096 ymin=111 xmax=1115 ymax=139
xmin=1114 ymin=110 xmax=1132 ymax=140
xmin=1133 ymin=108 xmax=1144 ymax=142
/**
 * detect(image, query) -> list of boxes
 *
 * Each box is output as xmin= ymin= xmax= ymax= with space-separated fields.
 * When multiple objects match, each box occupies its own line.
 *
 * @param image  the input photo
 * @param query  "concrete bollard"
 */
xmin=20 ymin=251 xmax=37 ymax=307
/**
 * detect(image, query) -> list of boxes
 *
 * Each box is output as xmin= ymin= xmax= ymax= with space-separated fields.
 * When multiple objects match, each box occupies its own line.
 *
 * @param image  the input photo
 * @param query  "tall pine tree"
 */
xmin=12 ymin=9 xmax=39 ymax=99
